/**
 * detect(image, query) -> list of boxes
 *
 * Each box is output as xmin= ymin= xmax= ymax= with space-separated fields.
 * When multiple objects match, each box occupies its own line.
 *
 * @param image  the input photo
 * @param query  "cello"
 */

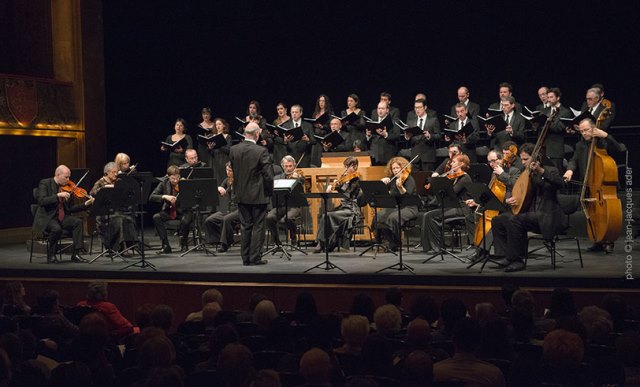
xmin=472 ymin=145 xmax=517 ymax=247
xmin=580 ymin=108 xmax=622 ymax=244
xmin=511 ymin=108 xmax=558 ymax=214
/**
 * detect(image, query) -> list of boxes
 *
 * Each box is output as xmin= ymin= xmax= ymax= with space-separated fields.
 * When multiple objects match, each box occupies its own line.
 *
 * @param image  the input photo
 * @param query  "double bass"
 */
xmin=580 ymin=108 xmax=622 ymax=244
xmin=472 ymin=145 xmax=517 ymax=246
xmin=510 ymin=109 xmax=559 ymax=214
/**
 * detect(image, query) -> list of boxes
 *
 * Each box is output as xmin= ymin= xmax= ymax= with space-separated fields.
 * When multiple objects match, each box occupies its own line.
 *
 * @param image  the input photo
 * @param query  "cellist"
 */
xmin=563 ymin=118 xmax=624 ymax=253
xmin=465 ymin=150 xmax=521 ymax=261
xmin=491 ymin=143 xmax=566 ymax=272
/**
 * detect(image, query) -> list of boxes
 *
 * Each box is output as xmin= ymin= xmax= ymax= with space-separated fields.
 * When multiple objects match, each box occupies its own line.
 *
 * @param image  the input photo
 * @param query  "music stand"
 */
xmin=118 ymin=172 xmax=157 ymax=271
xmin=358 ymin=181 xmax=397 ymax=258
xmin=422 ymin=177 xmax=466 ymax=264
xmin=180 ymin=167 xmax=214 ymax=179
xmin=303 ymin=191 xmax=348 ymax=273
xmin=375 ymin=193 xmax=422 ymax=274
xmin=263 ymin=179 xmax=308 ymax=260
xmin=464 ymin=182 xmax=507 ymax=272
xmin=176 ymin=178 xmax=218 ymax=257
xmin=88 ymin=187 xmax=128 ymax=263
xmin=468 ymin=164 xmax=493 ymax=185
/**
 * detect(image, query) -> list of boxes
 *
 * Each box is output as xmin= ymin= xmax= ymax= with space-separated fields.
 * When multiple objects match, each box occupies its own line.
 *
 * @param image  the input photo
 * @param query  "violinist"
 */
xmin=115 ymin=153 xmax=136 ymax=175
xmin=33 ymin=165 xmax=94 ymax=263
xmin=150 ymin=165 xmax=194 ymax=254
xmin=90 ymin=162 xmax=137 ymax=255
xmin=563 ymin=118 xmax=624 ymax=254
xmin=491 ymin=143 xmax=565 ymax=272
xmin=313 ymin=156 xmax=362 ymax=253
xmin=375 ymin=156 xmax=419 ymax=252
xmin=266 ymin=156 xmax=305 ymax=247
xmin=204 ymin=162 xmax=239 ymax=253
xmin=432 ymin=143 xmax=462 ymax=177
xmin=420 ymin=154 xmax=474 ymax=254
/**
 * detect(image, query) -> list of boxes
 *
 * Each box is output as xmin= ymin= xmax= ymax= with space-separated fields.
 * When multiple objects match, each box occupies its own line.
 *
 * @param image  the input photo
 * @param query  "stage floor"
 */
xmin=1 ymin=230 xmax=635 ymax=289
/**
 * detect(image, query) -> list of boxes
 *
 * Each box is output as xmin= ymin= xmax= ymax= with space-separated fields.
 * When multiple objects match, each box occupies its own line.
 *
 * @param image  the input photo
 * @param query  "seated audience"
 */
xmin=76 ymin=282 xmax=134 ymax=340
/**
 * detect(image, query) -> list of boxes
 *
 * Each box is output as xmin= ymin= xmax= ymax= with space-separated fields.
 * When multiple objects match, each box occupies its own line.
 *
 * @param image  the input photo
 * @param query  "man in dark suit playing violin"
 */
xmin=266 ymin=155 xmax=304 ymax=247
xmin=150 ymin=165 xmax=194 ymax=254
xmin=33 ymin=165 xmax=94 ymax=263
xmin=491 ymin=143 xmax=566 ymax=272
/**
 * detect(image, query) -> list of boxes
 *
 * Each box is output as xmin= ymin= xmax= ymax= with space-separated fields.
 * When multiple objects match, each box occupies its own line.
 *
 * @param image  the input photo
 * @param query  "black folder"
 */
xmin=444 ymin=121 xmax=475 ymax=136
xmin=197 ymin=133 xmax=228 ymax=148
xmin=364 ymin=115 xmax=394 ymax=133
xmin=477 ymin=114 xmax=508 ymax=132
xmin=160 ymin=137 xmax=189 ymax=151
xmin=314 ymin=130 xmax=344 ymax=147
xmin=303 ymin=112 xmax=330 ymax=126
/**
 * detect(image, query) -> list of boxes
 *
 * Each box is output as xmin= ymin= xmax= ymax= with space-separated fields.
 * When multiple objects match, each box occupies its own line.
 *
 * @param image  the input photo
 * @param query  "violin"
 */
xmin=61 ymin=180 xmax=91 ymax=199
xmin=446 ymin=169 xmax=465 ymax=180
xmin=335 ymin=171 xmax=360 ymax=186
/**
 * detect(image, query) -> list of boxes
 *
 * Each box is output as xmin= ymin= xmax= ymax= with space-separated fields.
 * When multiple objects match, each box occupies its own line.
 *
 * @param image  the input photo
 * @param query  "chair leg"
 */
xmin=29 ymin=235 xmax=34 ymax=263
xmin=551 ymin=240 xmax=556 ymax=270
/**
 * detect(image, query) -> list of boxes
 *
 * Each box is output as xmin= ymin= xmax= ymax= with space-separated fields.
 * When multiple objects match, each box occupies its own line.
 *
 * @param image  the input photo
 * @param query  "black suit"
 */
xmin=489 ymin=101 xmax=523 ymax=114
xmin=407 ymin=108 xmax=439 ymax=123
xmin=542 ymin=105 xmax=573 ymax=172
xmin=321 ymin=130 xmax=353 ymax=153
xmin=445 ymin=118 xmax=480 ymax=162
xmin=276 ymin=120 xmax=315 ymax=167
xmin=266 ymin=173 xmax=304 ymax=245
xmin=488 ymin=112 xmax=526 ymax=149
xmin=405 ymin=115 xmax=441 ymax=171
xmin=33 ymin=178 xmax=87 ymax=252
xmin=149 ymin=178 xmax=194 ymax=246
xmin=365 ymin=115 xmax=400 ymax=165
xmin=230 ymin=139 xmax=273 ymax=264
xmin=566 ymin=134 xmax=624 ymax=181
xmin=450 ymin=101 xmax=481 ymax=120
xmin=371 ymin=106 xmax=401 ymax=122
xmin=581 ymin=102 xmax=615 ymax=131
xmin=492 ymin=165 xmax=566 ymax=265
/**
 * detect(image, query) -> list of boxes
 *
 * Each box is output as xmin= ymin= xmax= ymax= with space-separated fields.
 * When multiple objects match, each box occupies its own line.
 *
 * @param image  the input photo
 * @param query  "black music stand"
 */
xmin=358 ymin=181 xmax=397 ymax=258
xmin=303 ymin=191 xmax=348 ymax=273
xmin=177 ymin=178 xmax=218 ymax=257
xmin=422 ymin=177 xmax=466 ymax=264
xmin=179 ymin=167 xmax=214 ymax=179
xmin=263 ymin=179 xmax=308 ymax=260
xmin=119 ymin=172 xmax=157 ymax=271
xmin=88 ymin=187 xmax=128 ymax=263
xmin=375 ymin=193 xmax=421 ymax=274
xmin=465 ymin=182 xmax=507 ymax=272
xmin=468 ymin=163 xmax=493 ymax=185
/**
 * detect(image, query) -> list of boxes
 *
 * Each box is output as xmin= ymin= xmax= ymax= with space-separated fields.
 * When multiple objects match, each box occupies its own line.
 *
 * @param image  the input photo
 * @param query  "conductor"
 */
xmin=229 ymin=122 xmax=274 ymax=265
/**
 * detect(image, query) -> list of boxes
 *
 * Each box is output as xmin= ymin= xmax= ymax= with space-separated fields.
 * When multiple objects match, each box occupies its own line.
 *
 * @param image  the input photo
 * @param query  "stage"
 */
xmin=2 ymin=228 xmax=635 ymax=289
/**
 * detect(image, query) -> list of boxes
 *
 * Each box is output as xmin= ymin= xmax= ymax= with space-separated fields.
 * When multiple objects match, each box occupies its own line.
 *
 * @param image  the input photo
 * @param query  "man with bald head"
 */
xmin=451 ymin=86 xmax=481 ymax=119
xmin=230 ymin=123 xmax=273 ymax=265
xmin=33 ymin=165 xmax=94 ymax=263
xmin=179 ymin=149 xmax=206 ymax=169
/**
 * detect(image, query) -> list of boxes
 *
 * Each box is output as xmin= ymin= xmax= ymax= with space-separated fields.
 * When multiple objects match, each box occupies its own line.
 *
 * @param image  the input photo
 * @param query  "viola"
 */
xmin=447 ymin=169 xmax=465 ymax=180
xmin=61 ymin=180 xmax=91 ymax=199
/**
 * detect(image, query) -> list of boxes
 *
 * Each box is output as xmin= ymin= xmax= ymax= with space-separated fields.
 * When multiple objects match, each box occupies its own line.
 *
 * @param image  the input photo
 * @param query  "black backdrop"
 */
xmin=103 ymin=0 xmax=639 ymax=176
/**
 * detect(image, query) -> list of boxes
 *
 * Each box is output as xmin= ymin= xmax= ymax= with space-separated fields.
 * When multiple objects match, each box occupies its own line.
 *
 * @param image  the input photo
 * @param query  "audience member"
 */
xmin=1 ymin=281 xmax=30 ymax=316
xmin=185 ymin=288 xmax=224 ymax=322
xmin=544 ymin=287 xmax=577 ymax=320
xmin=253 ymin=300 xmax=278 ymax=333
xmin=408 ymin=295 xmax=439 ymax=329
xmin=76 ymin=282 xmax=134 ymax=340
xmin=350 ymin=293 xmax=375 ymax=324
xmin=433 ymin=317 xmax=505 ymax=387
xmin=217 ymin=343 xmax=254 ymax=387
xmin=292 ymin=291 xmax=318 ymax=326
xmin=399 ymin=350 xmax=433 ymax=386
xmin=299 ymin=347 xmax=332 ymax=387
xmin=431 ymin=298 xmax=467 ymax=342
xmin=333 ymin=315 xmax=369 ymax=355
xmin=373 ymin=304 xmax=401 ymax=337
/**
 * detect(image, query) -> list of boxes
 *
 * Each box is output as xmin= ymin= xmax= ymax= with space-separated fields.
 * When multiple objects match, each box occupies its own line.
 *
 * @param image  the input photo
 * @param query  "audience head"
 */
xmin=340 ymin=315 xmax=370 ymax=350
xmin=217 ymin=343 xmax=254 ymax=387
xmin=361 ymin=333 xmax=394 ymax=375
xmin=401 ymin=350 xmax=433 ymax=384
xmin=409 ymin=295 xmax=439 ymax=326
xmin=209 ymin=324 xmax=239 ymax=359
xmin=350 ymin=293 xmax=375 ymax=323
xmin=294 ymin=292 xmax=318 ymax=324
xmin=440 ymin=298 xmax=467 ymax=332
xmin=2 ymin=282 xmax=27 ymax=310
xmin=139 ymin=335 xmax=176 ymax=370
xmin=79 ymin=312 xmax=110 ymax=342
xmin=384 ymin=287 xmax=403 ymax=309
xmin=453 ymin=317 xmax=481 ymax=354
xmin=299 ymin=347 xmax=332 ymax=385
xmin=474 ymin=302 xmax=497 ymax=325
xmin=406 ymin=318 xmax=431 ymax=348
xmin=36 ymin=289 xmax=60 ymax=314
xmin=543 ymin=329 xmax=584 ymax=368
xmin=202 ymin=302 xmax=222 ymax=327
xmin=201 ymin=288 xmax=224 ymax=307
xmin=374 ymin=304 xmax=402 ymax=336
xmin=135 ymin=303 xmax=156 ymax=330
xmin=50 ymin=361 xmax=92 ymax=387
xmin=252 ymin=369 xmax=281 ymax=387
xmin=511 ymin=289 xmax=535 ymax=315
xmin=150 ymin=304 xmax=175 ymax=332
xmin=548 ymin=287 xmax=576 ymax=319
xmin=86 ymin=281 xmax=108 ymax=303
xmin=578 ymin=306 xmax=613 ymax=344
xmin=253 ymin=300 xmax=278 ymax=330
xmin=0 ymin=348 xmax=10 ymax=387
xmin=501 ymin=283 xmax=520 ymax=310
